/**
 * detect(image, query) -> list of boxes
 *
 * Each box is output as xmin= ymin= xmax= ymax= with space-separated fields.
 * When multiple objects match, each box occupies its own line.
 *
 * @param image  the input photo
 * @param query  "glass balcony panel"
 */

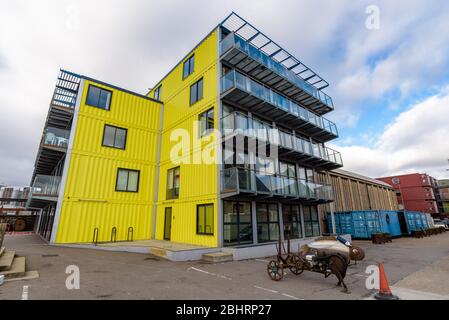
xmin=238 ymin=168 xmax=252 ymax=191
xmin=221 ymin=168 xmax=238 ymax=192
xmin=234 ymin=35 xmax=247 ymax=52
xmin=268 ymin=128 xmax=280 ymax=145
xmin=220 ymin=33 xmax=235 ymax=55
xmin=32 ymin=175 xmax=61 ymax=197
xmin=312 ymin=143 xmax=321 ymax=158
xmin=43 ymin=127 xmax=70 ymax=148
xmin=221 ymin=71 xmax=235 ymax=92
xmin=221 ymin=113 xmax=234 ymax=132
xmin=234 ymin=71 xmax=247 ymax=91
xmin=300 ymin=139 xmax=310 ymax=155
xmin=248 ymin=44 xmax=261 ymax=61
xmin=255 ymin=172 xmax=272 ymax=193
xmin=235 ymin=113 xmax=249 ymax=134
xmin=298 ymin=179 xmax=309 ymax=198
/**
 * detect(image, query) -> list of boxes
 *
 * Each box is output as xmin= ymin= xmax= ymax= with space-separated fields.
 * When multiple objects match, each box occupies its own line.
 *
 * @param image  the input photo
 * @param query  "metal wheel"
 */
xmin=289 ymin=254 xmax=304 ymax=275
xmin=267 ymin=260 xmax=283 ymax=281
xmin=14 ymin=218 xmax=26 ymax=232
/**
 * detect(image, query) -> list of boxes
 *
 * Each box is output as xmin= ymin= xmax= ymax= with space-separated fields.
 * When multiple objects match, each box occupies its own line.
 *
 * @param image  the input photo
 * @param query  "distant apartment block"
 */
xmin=377 ymin=173 xmax=440 ymax=217
xmin=437 ymin=179 xmax=449 ymax=215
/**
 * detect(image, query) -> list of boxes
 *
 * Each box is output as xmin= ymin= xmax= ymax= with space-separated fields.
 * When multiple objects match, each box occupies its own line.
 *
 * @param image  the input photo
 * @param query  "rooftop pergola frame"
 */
xmin=219 ymin=12 xmax=330 ymax=91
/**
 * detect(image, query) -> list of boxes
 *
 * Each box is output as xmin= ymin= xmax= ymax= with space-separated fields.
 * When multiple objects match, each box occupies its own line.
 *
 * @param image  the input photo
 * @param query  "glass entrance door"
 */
xmin=223 ymin=201 xmax=253 ymax=246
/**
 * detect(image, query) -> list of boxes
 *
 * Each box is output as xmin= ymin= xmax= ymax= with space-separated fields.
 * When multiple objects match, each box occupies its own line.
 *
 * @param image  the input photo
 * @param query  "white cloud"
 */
xmin=334 ymin=87 xmax=449 ymax=179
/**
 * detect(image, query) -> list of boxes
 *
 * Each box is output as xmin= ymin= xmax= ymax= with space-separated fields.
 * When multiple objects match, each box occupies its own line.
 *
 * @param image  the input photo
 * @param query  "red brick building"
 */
xmin=377 ymin=173 xmax=440 ymax=217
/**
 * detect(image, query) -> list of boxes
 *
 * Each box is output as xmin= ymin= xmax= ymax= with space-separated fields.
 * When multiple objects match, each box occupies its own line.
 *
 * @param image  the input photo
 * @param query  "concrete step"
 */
xmin=0 ymin=250 xmax=15 ymax=271
xmin=0 ymin=246 xmax=5 ymax=257
xmin=0 ymin=256 xmax=26 ymax=279
xmin=202 ymin=252 xmax=233 ymax=263
xmin=4 ymin=270 xmax=39 ymax=282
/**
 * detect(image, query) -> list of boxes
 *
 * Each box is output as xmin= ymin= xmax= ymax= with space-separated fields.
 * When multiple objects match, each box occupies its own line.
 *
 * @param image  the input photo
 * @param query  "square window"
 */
xmin=86 ymin=85 xmax=112 ymax=110
xmin=102 ymin=125 xmax=127 ymax=150
xmin=116 ymin=168 xmax=140 ymax=192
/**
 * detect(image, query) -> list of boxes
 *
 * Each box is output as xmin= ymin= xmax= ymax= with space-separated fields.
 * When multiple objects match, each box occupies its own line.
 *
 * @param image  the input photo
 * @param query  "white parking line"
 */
xmin=255 ymin=259 xmax=270 ymax=263
xmin=187 ymin=266 xmax=232 ymax=280
xmin=254 ymin=285 xmax=303 ymax=300
xmin=254 ymin=285 xmax=278 ymax=294
xmin=21 ymin=285 xmax=29 ymax=300
xmin=281 ymin=293 xmax=302 ymax=300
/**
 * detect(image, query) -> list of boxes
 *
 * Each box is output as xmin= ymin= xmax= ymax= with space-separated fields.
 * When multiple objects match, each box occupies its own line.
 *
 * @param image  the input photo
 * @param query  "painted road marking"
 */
xmin=254 ymin=285 xmax=278 ymax=294
xmin=21 ymin=285 xmax=29 ymax=300
xmin=254 ymin=285 xmax=303 ymax=300
xmin=281 ymin=293 xmax=302 ymax=300
xmin=255 ymin=259 xmax=270 ymax=263
xmin=187 ymin=267 xmax=232 ymax=281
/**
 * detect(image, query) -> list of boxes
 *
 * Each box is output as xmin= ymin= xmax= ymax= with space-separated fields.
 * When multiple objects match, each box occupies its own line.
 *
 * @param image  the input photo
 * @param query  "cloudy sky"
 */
xmin=0 ymin=0 xmax=448 ymax=186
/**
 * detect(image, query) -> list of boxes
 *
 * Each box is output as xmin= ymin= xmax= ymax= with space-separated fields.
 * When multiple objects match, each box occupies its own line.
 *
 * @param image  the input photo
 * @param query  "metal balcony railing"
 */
xmin=31 ymin=175 xmax=61 ymax=197
xmin=221 ymin=112 xmax=343 ymax=168
xmin=42 ymin=127 xmax=70 ymax=149
xmin=220 ymin=32 xmax=334 ymax=112
xmin=221 ymin=167 xmax=334 ymax=202
xmin=221 ymin=70 xmax=338 ymax=140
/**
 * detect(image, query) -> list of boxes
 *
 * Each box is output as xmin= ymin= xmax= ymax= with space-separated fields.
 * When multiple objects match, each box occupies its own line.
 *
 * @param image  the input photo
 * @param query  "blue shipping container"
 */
xmin=328 ymin=210 xmax=406 ymax=239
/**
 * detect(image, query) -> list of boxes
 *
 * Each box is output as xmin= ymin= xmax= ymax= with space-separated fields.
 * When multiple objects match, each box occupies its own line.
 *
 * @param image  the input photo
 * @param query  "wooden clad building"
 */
xmin=317 ymin=169 xmax=399 ymax=225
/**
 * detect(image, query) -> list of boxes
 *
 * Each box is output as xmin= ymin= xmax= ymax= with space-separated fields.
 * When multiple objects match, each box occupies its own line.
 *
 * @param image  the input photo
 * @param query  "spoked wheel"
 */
xmin=289 ymin=255 xmax=304 ymax=275
xmin=267 ymin=260 xmax=283 ymax=281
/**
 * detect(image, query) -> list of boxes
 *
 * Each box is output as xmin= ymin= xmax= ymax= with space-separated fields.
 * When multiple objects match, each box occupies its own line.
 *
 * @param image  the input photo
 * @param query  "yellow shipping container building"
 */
xmin=28 ymin=13 xmax=372 ymax=255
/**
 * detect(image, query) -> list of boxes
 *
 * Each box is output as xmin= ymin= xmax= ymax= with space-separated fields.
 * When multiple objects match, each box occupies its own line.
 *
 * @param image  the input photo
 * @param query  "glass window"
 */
xmin=256 ymin=203 xmax=279 ymax=243
xmin=166 ymin=167 xmax=180 ymax=199
xmin=223 ymin=201 xmax=253 ymax=246
xmin=102 ymin=125 xmax=127 ymax=149
xmin=197 ymin=204 xmax=214 ymax=235
xmin=116 ymin=168 xmax=140 ymax=192
xmin=183 ymin=55 xmax=195 ymax=79
xmin=190 ymin=78 xmax=203 ymax=105
xmin=199 ymin=108 xmax=214 ymax=137
xmin=86 ymin=85 xmax=112 ymax=110
xmin=282 ymin=204 xmax=302 ymax=239
xmin=303 ymin=205 xmax=320 ymax=237
xmin=154 ymin=85 xmax=162 ymax=100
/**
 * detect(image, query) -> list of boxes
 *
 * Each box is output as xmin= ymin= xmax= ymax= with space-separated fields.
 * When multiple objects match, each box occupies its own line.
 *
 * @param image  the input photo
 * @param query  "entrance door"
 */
xmin=164 ymin=207 xmax=172 ymax=240
xmin=397 ymin=211 xmax=408 ymax=234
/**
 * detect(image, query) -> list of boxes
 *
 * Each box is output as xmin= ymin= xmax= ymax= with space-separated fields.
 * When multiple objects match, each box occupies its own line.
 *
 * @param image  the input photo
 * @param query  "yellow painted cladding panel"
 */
xmin=152 ymin=29 xmax=219 ymax=247
xmin=55 ymin=80 xmax=161 ymax=243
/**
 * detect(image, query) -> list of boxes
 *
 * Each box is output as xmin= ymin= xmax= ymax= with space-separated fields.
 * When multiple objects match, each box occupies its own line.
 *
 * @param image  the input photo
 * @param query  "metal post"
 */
xmin=330 ymin=201 xmax=336 ymax=234
xmin=251 ymin=201 xmax=258 ymax=245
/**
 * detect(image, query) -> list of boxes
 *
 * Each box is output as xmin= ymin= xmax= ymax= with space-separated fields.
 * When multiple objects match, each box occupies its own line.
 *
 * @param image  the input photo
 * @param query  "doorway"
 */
xmin=164 ymin=207 xmax=172 ymax=240
xmin=397 ymin=211 xmax=408 ymax=235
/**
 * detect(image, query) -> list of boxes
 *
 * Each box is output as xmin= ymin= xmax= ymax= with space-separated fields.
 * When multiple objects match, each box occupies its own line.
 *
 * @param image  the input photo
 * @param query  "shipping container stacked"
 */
xmin=217 ymin=13 xmax=344 ymax=247
xmin=377 ymin=173 xmax=441 ymax=217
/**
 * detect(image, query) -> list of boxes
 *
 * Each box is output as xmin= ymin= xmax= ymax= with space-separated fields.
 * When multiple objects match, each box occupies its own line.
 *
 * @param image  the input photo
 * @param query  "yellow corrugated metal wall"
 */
xmin=55 ymin=80 xmax=161 ymax=243
xmin=149 ymin=30 xmax=219 ymax=247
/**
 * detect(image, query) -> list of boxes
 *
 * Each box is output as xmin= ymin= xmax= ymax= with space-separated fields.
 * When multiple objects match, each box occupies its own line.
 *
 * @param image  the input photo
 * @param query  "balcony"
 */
xmin=27 ymin=175 xmax=61 ymax=208
xmin=42 ymin=127 xmax=70 ymax=152
xmin=221 ymin=167 xmax=334 ymax=204
xmin=221 ymin=112 xmax=343 ymax=170
xmin=221 ymin=70 xmax=338 ymax=142
xmin=220 ymin=33 xmax=333 ymax=115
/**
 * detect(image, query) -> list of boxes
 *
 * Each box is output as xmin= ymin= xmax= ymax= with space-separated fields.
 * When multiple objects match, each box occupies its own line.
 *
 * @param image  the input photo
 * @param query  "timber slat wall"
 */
xmin=317 ymin=171 xmax=399 ymax=215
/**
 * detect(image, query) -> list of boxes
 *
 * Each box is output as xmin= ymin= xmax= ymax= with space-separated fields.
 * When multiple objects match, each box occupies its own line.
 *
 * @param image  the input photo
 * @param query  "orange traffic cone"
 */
xmin=374 ymin=263 xmax=399 ymax=300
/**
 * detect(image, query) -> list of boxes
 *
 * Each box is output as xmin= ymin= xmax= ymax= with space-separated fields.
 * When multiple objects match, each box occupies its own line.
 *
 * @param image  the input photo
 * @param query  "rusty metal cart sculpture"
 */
xmin=267 ymin=235 xmax=365 ymax=293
